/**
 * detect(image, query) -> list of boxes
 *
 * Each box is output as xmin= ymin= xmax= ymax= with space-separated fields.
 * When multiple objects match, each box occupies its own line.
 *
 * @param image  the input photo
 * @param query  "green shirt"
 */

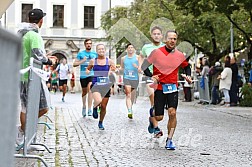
xmin=141 ymin=43 xmax=165 ymax=73
xmin=21 ymin=31 xmax=44 ymax=81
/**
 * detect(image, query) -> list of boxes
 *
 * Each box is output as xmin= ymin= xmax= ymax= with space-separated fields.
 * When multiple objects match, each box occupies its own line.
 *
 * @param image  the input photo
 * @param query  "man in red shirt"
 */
xmin=141 ymin=30 xmax=192 ymax=150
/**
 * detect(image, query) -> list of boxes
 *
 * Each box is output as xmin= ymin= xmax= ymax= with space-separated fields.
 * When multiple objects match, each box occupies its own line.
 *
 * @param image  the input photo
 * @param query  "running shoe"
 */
xmin=98 ymin=122 xmax=105 ymax=130
xmin=97 ymin=107 xmax=101 ymax=113
xmin=128 ymin=109 xmax=133 ymax=119
xmin=16 ymin=126 xmax=24 ymax=146
xmin=88 ymin=109 xmax=92 ymax=116
xmin=62 ymin=97 xmax=65 ymax=102
xmin=148 ymin=117 xmax=154 ymax=134
xmin=154 ymin=127 xmax=163 ymax=138
xmin=165 ymin=139 xmax=176 ymax=150
xmin=82 ymin=108 xmax=86 ymax=117
xmin=93 ymin=107 xmax=98 ymax=119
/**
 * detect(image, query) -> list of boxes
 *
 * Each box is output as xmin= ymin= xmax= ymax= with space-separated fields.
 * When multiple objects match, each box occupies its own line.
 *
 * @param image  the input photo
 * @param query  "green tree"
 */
xmin=175 ymin=0 xmax=252 ymax=61
xmin=101 ymin=0 xmax=252 ymax=64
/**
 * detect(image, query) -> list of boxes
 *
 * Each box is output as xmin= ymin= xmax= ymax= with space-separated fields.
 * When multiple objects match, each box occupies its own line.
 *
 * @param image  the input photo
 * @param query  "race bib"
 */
xmin=162 ymin=84 xmax=177 ymax=94
xmin=97 ymin=77 xmax=109 ymax=85
xmin=125 ymin=70 xmax=135 ymax=78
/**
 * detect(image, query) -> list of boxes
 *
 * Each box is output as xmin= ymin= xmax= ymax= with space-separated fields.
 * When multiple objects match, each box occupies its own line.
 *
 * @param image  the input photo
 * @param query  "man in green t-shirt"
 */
xmin=16 ymin=8 xmax=54 ymax=146
xmin=139 ymin=26 xmax=164 ymax=133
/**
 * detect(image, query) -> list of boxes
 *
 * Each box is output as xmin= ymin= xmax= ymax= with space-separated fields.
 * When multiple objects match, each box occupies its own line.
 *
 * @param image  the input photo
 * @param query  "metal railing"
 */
xmin=15 ymin=58 xmax=52 ymax=167
xmin=0 ymin=27 xmax=22 ymax=167
xmin=197 ymin=76 xmax=211 ymax=104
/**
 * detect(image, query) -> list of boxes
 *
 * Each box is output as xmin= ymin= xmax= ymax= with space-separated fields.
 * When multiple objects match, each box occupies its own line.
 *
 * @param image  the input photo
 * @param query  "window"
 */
xmin=53 ymin=5 xmax=64 ymax=27
xmin=84 ymin=6 xmax=95 ymax=28
xmin=21 ymin=4 xmax=33 ymax=22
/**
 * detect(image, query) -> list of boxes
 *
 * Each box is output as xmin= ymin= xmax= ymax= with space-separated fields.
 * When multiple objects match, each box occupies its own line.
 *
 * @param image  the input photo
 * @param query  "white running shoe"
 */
xmin=16 ymin=126 xmax=24 ymax=146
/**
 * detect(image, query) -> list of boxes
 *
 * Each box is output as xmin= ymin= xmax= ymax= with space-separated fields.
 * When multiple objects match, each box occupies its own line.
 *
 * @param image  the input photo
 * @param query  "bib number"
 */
xmin=126 ymin=70 xmax=135 ymax=78
xmin=162 ymin=84 xmax=177 ymax=94
xmin=97 ymin=77 xmax=109 ymax=85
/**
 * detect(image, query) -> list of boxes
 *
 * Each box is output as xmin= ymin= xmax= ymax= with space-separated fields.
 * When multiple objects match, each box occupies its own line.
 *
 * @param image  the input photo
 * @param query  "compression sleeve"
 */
xmin=141 ymin=59 xmax=152 ymax=77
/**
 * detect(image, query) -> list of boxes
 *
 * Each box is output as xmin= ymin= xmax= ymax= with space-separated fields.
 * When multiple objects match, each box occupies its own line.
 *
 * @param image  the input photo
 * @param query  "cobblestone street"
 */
xmin=15 ymin=92 xmax=252 ymax=167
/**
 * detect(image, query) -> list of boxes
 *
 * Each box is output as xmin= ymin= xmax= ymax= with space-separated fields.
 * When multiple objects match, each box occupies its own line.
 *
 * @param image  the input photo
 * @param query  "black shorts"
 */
xmin=80 ymin=77 xmax=93 ymax=88
xmin=154 ymin=90 xmax=178 ymax=116
xmin=59 ymin=79 xmax=67 ymax=86
xmin=123 ymin=78 xmax=139 ymax=89
xmin=91 ymin=84 xmax=111 ymax=98
xmin=46 ymin=79 xmax=51 ymax=85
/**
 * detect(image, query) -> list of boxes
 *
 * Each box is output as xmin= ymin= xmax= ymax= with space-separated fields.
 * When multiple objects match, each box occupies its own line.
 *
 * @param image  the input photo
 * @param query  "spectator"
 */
xmin=249 ymin=69 xmax=252 ymax=87
xmin=199 ymin=57 xmax=210 ymax=104
xmin=209 ymin=61 xmax=223 ymax=104
xmin=217 ymin=60 xmax=232 ymax=107
xmin=229 ymin=57 xmax=239 ymax=106
xmin=16 ymin=8 xmax=53 ymax=145
xmin=182 ymin=57 xmax=192 ymax=102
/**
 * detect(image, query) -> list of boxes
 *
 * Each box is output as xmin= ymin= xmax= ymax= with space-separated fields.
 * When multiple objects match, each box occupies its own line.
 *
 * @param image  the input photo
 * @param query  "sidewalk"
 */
xmin=179 ymin=99 xmax=252 ymax=119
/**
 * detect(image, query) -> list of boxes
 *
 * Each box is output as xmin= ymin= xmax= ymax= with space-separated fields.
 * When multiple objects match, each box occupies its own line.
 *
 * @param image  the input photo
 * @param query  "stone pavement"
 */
xmin=15 ymin=92 xmax=252 ymax=167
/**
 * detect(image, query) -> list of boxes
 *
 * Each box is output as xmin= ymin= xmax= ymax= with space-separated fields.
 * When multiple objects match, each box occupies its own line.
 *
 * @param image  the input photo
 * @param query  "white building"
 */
xmin=2 ymin=0 xmax=133 ymax=90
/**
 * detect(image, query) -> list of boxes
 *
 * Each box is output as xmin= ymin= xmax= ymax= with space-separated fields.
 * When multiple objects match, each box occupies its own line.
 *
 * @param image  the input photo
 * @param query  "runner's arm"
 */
xmin=118 ymin=56 xmax=125 ymax=75
xmin=109 ymin=59 xmax=116 ymax=71
xmin=86 ymin=59 xmax=94 ymax=74
xmin=73 ymin=57 xmax=87 ymax=67
xmin=141 ymin=58 xmax=152 ymax=77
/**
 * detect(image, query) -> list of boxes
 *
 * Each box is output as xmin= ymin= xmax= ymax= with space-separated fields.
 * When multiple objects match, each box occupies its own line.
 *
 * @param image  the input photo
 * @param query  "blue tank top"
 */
xmin=92 ymin=58 xmax=110 ymax=85
xmin=123 ymin=54 xmax=139 ymax=80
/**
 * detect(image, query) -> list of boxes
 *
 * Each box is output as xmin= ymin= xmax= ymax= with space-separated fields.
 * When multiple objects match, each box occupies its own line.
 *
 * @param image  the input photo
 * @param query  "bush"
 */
xmin=239 ymin=84 xmax=252 ymax=107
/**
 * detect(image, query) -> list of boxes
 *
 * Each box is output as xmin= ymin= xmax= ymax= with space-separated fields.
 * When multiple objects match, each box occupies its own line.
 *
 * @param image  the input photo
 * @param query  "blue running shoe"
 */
xmin=165 ymin=139 xmax=176 ymax=150
xmin=98 ymin=122 xmax=105 ymax=130
xmin=93 ymin=107 xmax=98 ymax=119
xmin=148 ymin=117 xmax=154 ymax=134
xmin=88 ymin=109 xmax=92 ymax=116
xmin=62 ymin=97 xmax=65 ymax=102
xmin=154 ymin=127 xmax=163 ymax=138
xmin=82 ymin=108 xmax=86 ymax=117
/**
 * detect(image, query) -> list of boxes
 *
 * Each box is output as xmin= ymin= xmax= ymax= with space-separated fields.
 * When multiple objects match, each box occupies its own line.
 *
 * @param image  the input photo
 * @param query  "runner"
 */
xmin=139 ymin=26 xmax=165 ymax=126
xmin=120 ymin=43 xmax=140 ymax=119
xmin=86 ymin=44 xmax=116 ymax=130
xmin=141 ymin=30 xmax=192 ymax=150
xmin=55 ymin=58 xmax=70 ymax=102
xmin=73 ymin=38 xmax=97 ymax=117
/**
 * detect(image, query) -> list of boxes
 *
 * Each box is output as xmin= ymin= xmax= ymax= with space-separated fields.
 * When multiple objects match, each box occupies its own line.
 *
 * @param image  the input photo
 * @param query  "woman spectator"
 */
xmin=217 ymin=60 xmax=232 ymax=107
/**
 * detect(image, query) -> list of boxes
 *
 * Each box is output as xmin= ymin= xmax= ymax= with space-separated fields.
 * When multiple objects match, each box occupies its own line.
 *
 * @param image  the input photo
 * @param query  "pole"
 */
xmin=194 ymin=44 xmax=198 ymax=91
xmin=230 ymin=22 xmax=234 ymax=55
xmin=109 ymin=0 xmax=112 ymax=59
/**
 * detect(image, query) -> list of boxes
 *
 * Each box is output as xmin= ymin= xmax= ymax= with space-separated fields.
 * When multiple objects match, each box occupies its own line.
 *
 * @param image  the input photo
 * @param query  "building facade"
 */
xmin=3 ymin=0 xmax=133 ymax=90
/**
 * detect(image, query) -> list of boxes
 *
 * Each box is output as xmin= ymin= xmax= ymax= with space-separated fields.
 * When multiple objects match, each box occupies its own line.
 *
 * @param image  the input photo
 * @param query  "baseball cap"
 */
xmin=28 ymin=8 xmax=46 ymax=21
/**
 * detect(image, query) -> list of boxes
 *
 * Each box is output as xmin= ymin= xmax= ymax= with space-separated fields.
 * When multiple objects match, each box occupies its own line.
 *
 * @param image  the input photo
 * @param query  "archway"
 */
xmin=50 ymin=50 xmax=68 ymax=69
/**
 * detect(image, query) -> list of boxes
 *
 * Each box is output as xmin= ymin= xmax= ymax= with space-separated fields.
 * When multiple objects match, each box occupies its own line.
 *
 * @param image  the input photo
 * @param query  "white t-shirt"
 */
xmin=56 ymin=64 xmax=70 ymax=80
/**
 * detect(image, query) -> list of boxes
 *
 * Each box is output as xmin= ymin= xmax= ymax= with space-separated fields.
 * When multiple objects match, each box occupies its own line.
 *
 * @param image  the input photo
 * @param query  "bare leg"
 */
xmin=82 ymin=87 xmax=88 ymax=108
xmin=99 ymin=97 xmax=109 ymax=122
xmin=92 ymin=92 xmax=102 ymax=108
xmin=125 ymin=85 xmax=132 ymax=110
xmin=87 ymin=82 xmax=93 ymax=110
xmin=167 ymin=108 xmax=177 ymax=139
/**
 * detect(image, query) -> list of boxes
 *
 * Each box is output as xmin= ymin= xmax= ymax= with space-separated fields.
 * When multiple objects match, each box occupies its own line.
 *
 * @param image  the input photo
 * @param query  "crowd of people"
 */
xmin=197 ymin=55 xmax=242 ymax=107
xmin=17 ymin=8 xmax=252 ymax=152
